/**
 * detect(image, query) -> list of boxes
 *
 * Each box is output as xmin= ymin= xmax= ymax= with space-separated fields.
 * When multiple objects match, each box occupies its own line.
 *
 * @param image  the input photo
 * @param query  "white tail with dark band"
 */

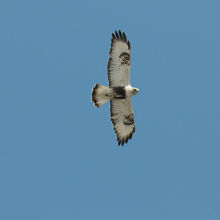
xmin=91 ymin=84 xmax=111 ymax=108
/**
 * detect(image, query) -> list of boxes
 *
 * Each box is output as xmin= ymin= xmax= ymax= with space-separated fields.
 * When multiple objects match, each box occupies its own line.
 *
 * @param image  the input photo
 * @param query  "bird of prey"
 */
xmin=91 ymin=30 xmax=139 ymax=146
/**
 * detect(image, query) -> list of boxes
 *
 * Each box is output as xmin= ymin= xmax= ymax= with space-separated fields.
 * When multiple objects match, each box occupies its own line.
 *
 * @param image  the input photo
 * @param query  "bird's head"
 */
xmin=132 ymin=88 xmax=139 ymax=95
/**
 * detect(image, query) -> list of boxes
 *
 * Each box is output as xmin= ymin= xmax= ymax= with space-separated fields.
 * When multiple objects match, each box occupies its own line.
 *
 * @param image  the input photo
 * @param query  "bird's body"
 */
xmin=91 ymin=30 xmax=139 ymax=146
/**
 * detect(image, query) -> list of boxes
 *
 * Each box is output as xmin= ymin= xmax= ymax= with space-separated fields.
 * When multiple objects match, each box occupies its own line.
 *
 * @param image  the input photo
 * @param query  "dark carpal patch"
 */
xmin=119 ymin=52 xmax=130 ymax=65
xmin=113 ymin=87 xmax=126 ymax=99
xmin=123 ymin=114 xmax=134 ymax=126
xmin=119 ymin=52 xmax=130 ymax=58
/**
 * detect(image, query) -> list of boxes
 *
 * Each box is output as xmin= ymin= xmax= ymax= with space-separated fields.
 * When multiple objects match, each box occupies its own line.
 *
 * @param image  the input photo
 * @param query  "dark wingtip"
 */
xmin=114 ymin=125 xmax=136 ymax=146
xmin=113 ymin=30 xmax=130 ymax=49
xmin=119 ymin=30 xmax=123 ymax=39
xmin=110 ymin=30 xmax=130 ymax=55
xmin=115 ymin=30 xmax=119 ymax=39
xmin=122 ymin=32 xmax=127 ymax=42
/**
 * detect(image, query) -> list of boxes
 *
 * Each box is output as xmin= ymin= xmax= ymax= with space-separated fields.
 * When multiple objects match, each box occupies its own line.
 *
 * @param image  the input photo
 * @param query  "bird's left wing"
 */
xmin=110 ymin=98 xmax=135 ymax=146
xmin=107 ymin=30 xmax=131 ymax=88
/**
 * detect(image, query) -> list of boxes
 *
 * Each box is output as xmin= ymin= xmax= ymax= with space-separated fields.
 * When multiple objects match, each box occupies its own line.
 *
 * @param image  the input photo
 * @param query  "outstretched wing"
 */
xmin=107 ymin=30 xmax=131 ymax=88
xmin=110 ymin=99 xmax=135 ymax=146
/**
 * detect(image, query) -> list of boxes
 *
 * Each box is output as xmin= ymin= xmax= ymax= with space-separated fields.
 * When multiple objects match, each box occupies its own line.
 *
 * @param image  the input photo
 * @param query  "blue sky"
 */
xmin=0 ymin=1 xmax=219 ymax=219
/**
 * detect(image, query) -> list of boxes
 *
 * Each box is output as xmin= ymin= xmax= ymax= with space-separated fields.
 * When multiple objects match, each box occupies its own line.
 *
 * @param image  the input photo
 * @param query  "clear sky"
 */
xmin=0 ymin=1 xmax=219 ymax=219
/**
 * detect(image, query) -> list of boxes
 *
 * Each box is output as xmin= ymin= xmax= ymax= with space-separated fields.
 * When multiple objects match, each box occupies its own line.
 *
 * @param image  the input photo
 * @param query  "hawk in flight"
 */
xmin=91 ymin=30 xmax=139 ymax=146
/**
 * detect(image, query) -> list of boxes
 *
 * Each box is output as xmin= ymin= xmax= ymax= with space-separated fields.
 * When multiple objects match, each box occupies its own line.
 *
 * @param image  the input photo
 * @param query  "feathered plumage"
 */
xmin=91 ymin=30 xmax=139 ymax=146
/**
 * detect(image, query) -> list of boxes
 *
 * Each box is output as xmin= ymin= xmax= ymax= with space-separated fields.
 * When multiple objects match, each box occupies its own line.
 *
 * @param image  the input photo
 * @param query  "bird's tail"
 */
xmin=91 ymin=84 xmax=111 ymax=108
